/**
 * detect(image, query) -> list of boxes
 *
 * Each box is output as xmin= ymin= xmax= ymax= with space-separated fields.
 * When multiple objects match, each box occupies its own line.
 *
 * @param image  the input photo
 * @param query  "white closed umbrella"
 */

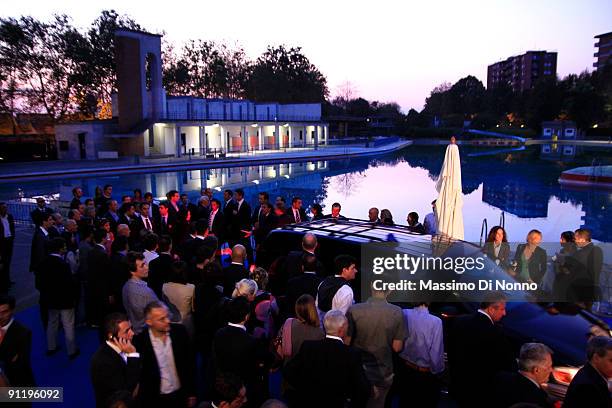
xmin=435 ymin=139 xmax=464 ymax=240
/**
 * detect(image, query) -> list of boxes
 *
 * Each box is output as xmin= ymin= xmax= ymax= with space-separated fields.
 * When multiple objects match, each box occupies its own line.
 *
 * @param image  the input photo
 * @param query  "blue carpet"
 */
xmin=16 ymin=306 xmax=98 ymax=407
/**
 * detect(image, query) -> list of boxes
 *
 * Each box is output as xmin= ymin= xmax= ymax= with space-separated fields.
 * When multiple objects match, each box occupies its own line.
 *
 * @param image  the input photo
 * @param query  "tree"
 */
xmin=448 ymin=75 xmax=485 ymax=115
xmin=247 ymin=45 xmax=328 ymax=103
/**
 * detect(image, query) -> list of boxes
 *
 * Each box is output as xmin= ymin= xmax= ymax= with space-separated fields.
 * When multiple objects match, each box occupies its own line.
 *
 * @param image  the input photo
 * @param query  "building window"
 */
xmin=299 ymin=130 xmax=303 ymax=140
xmin=59 ymin=141 xmax=69 ymax=151
xmin=181 ymin=133 xmax=186 ymax=146
xmin=149 ymin=130 xmax=155 ymax=148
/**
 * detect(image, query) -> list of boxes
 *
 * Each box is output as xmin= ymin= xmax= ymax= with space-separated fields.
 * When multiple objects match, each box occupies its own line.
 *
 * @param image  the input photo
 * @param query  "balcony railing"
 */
xmin=159 ymin=112 xmax=323 ymax=122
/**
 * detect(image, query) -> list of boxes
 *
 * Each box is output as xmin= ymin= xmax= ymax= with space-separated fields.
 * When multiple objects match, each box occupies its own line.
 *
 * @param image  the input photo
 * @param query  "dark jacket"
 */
xmin=286 ymin=273 xmax=323 ymax=317
xmin=563 ymin=362 xmax=611 ymax=408
xmin=483 ymin=241 xmax=511 ymax=268
xmin=493 ymin=371 xmax=552 ymax=408
xmin=229 ymin=201 xmax=252 ymax=242
xmin=147 ymin=253 xmax=174 ymax=299
xmin=284 ymin=337 xmax=370 ymax=408
xmin=514 ymin=244 xmax=548 ymax=284
xmin=90 ymin=343 xmax=141 ymax=408
xmin=565 ymin=243 xmax=604 ymax=302
xmin=286 ymin=207 xmax=308 ymax=224
xmin=29 ymin=227 xmax=50 ymax=274
xmin=208 ymin=210 xmax=226 ymax=244
xmin=0 ymin=320 xmax=35 ymax=386
xmin=38 ymin=254 xmax=78 ymax=310
xmin=448 ymin=312 xmax=516 ymax=406
xmin=133 ymin=324 xmax=196 ymax=405
xmin=222 ymin=263 xmax=249 ymax=297
xmin=30 ymin=206 xmax=53 ymax=227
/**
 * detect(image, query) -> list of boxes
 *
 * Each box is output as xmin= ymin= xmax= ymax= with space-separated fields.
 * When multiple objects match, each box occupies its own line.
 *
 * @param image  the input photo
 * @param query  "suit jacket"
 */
xmin=208 ymin=210 xmax=226 ymax=243
xmin=38 ymin=254 xmax=77 ymax=309
xmin=0 ymin=320 xmax=35 ymax=386
xmin=90 ymin=343 xmax=141 ymax=408
xmin=212 ymin=325 xmax=263 ymax=388
xmin=61 ymin=230 xmax=80 ymax=253
xmin=222 ymin=263 xmax=249 ymax=297
xmin=563 ymin=363 xmax=611 ymax=408
xmin=514 ymin=244 xmax=548 ymax=284
xmin=284 ymin=337 xmax=370 ymax=408
xmin=286 ymin=207 xmax=308 ymax=224
xmin=286 ymin=273 xmax=323 ymax=317
xmin=87 ymin=245 xmax=113 ymax=302
xmin=30 ymin=206 xmax=53 ymax=226
xmin=493 ymin=371 xmax=552 ymax=408
xmin=285 ymin=250 xmax=324 ymax=280
xmin=29 ymin=227 xmax=49 ymax=275
xmin=155 ymin=214 xmax=176 ymax=238
xmin=229 ymin=201 xmax=252 ymax=241
xmin=254 ymin=212 xmax=278 ymax=246
xmin=448 ymin=312 xmax=516 ymax=406
xmin=565 ymin=243 xmax=604 ymax=301
xmin=133 ymin=325 xmax=195 ymax=405
xmin=131 ymin=216 xmax=157 ymax=244
xmin=148 ymin=253 xmax=174 ymax=299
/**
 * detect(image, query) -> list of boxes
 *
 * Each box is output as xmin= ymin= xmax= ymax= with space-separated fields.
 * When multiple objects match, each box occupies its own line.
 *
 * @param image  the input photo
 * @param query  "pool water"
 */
xmin=1 ymin=145 xmax=610 ymax=244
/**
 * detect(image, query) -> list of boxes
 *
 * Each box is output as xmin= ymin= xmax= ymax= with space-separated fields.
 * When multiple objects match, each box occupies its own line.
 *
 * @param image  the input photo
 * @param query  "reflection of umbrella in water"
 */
xmin=435 ymin=138 xmax=464 ymax=240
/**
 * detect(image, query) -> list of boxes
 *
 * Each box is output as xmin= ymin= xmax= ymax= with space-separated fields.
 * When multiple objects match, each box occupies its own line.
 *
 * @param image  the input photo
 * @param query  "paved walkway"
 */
xmin=0 ymin=141 xmax=412 ymax=182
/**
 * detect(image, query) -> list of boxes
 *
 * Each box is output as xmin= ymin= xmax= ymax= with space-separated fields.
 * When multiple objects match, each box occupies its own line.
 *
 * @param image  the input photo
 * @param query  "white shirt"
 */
xmin=228 ymin=322 xmax=247 ymax=331
xmin=293 ymin=208 xmax=301 ymax=222
xmin=209 ymin=210 xmax=217 ymax=229
xmin=148 ymin=330 xmax=181 ymax=394
xmin=316 ymin=276 xmax=354 ymax=316
xmin=1 ymin=318 xmax=14 ymax=333
xmin=143 ymin=250 xmax=159 ymax=265
xmin=0 ymin=215 xmax=10 ymax=238
xmin=325 ymin=335 xmax=344 ymax=344
xmin=140 ymin=215 xmax=153 ymax=231
xmin=105 ymin=340 xmax=140 ymax=363
xmin=40 ymin=226 xmax=49 ymax=237
xmin=477 ymin=309 xmax=494 ymax=325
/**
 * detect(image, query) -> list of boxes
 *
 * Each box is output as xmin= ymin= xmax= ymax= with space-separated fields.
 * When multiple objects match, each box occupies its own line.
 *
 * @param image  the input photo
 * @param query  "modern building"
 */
xmin=539 ymin=120 xmax=581 ymax=160
xmin=0 ymin=113 xmax=56 ymax=161
xmin=55 ymin=29 xmax=328 ymax=160
xmin=487 ymin=51 xmax=557 ymax=92
xmin=594 ymin=31 xmax=612 ymax=70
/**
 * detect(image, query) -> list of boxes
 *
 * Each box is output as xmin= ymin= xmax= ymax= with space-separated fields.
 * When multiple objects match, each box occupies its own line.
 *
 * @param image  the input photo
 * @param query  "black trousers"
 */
xmin=0 ymin=236 xmax=14 ymax=286
xmin=397 ymin=361 xmax=441 ymax=408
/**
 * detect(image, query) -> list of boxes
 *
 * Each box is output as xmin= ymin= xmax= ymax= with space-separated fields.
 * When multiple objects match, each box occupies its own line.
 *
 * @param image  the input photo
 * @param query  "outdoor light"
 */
xmin=251 ymin=123 xmax=258 ymax=127
xmin=521 ymin=124 xmax=525 ymax=128
xmin=284 ymin=175 xmax=290 ymax=179
xmin=252 ymin=180 xmax=260 ymax=184
xmin=593 ymin=124 xmax=598 ymax=128
xmin=213 ymin=123 xmax=220 ymax=127
xmin=214 ymin=187 xmax=222 ymax=191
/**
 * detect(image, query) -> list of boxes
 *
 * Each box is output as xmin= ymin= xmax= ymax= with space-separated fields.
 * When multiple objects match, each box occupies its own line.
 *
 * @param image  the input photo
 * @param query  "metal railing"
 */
xmin=161 ymin=112 xmax=322 ymax=122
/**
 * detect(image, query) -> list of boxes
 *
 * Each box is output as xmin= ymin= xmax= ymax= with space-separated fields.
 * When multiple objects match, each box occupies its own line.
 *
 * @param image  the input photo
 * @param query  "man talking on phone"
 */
xmin=90 ymin=313 xmax=141 ymax=408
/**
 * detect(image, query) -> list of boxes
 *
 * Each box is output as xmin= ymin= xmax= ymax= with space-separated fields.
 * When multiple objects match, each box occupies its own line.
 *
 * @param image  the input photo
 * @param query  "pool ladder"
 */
xmin=479 ymin=211 xmax=505 ymax=246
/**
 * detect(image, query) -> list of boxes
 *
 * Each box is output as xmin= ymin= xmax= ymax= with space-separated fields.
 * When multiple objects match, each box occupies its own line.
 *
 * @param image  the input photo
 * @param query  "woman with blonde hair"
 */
xmin=513 ymin=229 xmax=547 ymax=284
xmin=232 ymin=278 xmax=258 ymax=301
xmin=248 ymin=268 xmax=279 ymax=339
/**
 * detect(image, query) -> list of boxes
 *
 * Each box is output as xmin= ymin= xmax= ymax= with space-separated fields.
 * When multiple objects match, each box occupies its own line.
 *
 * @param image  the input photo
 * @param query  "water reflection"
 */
xmin=1 ymin=146 xmax=610 ymax=242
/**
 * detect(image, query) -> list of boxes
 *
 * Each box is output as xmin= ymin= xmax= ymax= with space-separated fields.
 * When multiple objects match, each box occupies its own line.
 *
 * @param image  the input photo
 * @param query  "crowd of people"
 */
xmin=0 ymin=184 xmax=609 ymax=408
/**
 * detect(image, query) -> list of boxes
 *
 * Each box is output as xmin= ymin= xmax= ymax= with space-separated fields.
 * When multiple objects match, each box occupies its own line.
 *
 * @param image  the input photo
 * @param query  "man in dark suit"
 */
xmin=448 ymin=292 xmax=516 ymax=407
xmin=222 ymin=245 xmax=249 ymax=297
xmin=167 ymin=190 xmax=190 ymax=245
xmin=286 ymin=197 xmax=308 ymax=224
xmin=285 ymin=254 xmax=323 ymax=318
xmin=156 ymin=201 xmax=175 ymax=238
xmin=95 ymin=184 xmax=113 ymax=215
xmin=70 ymin=187 xmax=83 ymax=209
xmin=284 ymin=309 xmax=370 ymax=407
xmin=0 ymin=294 xmax=35 ymax=387
xmin=251 ymin=192 xmax=269 ymax=225
xmin=200 ymin=372 xmax=247 ymax=408
xmin=177 ymin=220 xmax=207 ymax=266
xmin=90 ymin=313 xmax=141 ymax=408
xmin=213 ymin=297 xmax=271 ymax=407
xmin=133 ymin=301 xmax=196 ymax=407
xmin=118 ymin=203 xmax=137 ymax=228
xmin=567 ymin=228 xmax=604 ymax=304
xmin=87 ymin=228 xmax=114 ymax=327
xmin=0 ymin=202 xmax=16 ymax=290
xmin=30 ymin=197 xmax=54 ymax=227
xmin=230 ymin=189 xmax=252 ymax=247
xmin=39 ymin=238 xmax=79 ymax=359
xmin=323 ymin=202 xmax=348 ymax=220
xmin=180 ymin=194 xmax=198 ymax=220
xmin=148 ymin=236 xmax=174 ymax=299
xmin=103 ymin=200 xmax=121 ymax=234
xmin=284 ymin=233 xmax=323 ymax=280
xmin=30 ymin=213 xmax=53 ymax=286
xmin=564 ymin=336 xmax=612 ymax=408
xmin=208 ymin=199 xmax=226 ymax=244
xmin=131 ymin=202 xmax=157 ymax=248
xmin=493 ymin=343 xmax=553 ymax=408
xmin=143 ymin=192 xmax=160 ymax=218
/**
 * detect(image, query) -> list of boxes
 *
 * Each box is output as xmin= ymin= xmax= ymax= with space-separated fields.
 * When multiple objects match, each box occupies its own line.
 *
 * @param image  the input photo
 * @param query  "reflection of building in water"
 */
xmin=556 ymin=188 xmax=612 ymax=242
xmin=482 ymin=180 xmax=549 ymax=218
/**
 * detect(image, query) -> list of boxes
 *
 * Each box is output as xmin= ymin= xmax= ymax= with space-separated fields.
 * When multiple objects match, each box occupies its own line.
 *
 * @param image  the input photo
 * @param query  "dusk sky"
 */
xmin=4 ymin=0 xmax=611 ymax=112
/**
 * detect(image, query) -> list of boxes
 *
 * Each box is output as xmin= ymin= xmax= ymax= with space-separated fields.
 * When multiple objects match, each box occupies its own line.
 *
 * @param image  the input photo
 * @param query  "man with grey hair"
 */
xmin=564 ymin=336 xmax=612 ymax=408
xmin=284 ymin=309 xmax=370 ymax=407
xmin=494 ymin=342 xmax=553 ymax=407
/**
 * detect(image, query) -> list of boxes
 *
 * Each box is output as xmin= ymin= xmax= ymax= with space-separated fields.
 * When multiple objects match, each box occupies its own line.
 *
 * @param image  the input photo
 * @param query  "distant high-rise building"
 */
xmin=594 ymin=31 xmax=612 ymax=70
xmin=487 ymin=51 xmax=557 ymax=92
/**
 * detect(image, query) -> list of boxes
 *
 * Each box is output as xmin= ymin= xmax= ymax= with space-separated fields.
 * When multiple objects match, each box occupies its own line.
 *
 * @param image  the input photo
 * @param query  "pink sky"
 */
xmin=3 ymin=0 xmax=611 ymax=111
